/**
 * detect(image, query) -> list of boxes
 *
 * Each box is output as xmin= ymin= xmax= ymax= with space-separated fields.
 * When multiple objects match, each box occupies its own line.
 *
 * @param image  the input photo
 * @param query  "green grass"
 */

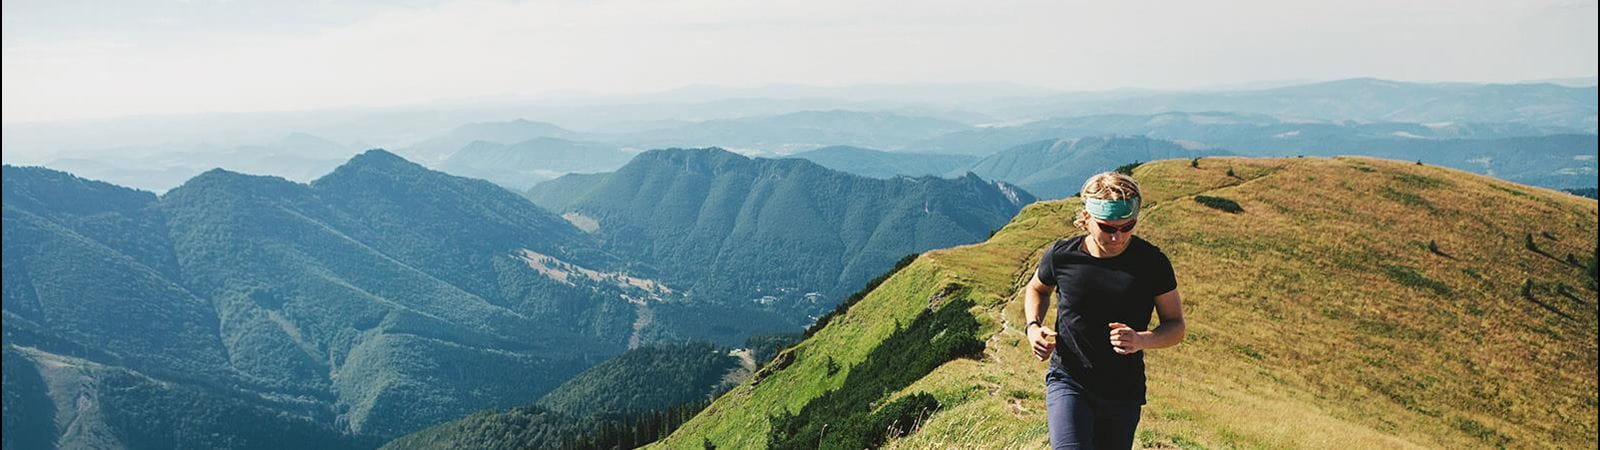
xmin=1380 ymin=187 xmax=1436 ymax=211
xmin=1391 ymin=172 xmax=1447 ymax=189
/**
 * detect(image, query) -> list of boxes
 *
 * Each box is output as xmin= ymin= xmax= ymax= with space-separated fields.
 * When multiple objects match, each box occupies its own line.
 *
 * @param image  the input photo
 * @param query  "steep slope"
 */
xmin=966 ymin=136 xmax=1225 ymax=199
xmin=657 ymin=156 xmax=1598 ymax=448
xmin=534 ymin=148 xmax=1037 ymax=342
xmin=786 ymin=146 xmax=979 ymax=179
xmin=2 ymin=150 xmax=652 ymax=445
xmin=534 ymin=342 xmax=742 ymax=419
xmin=384 ymin=343 xmax=743 ymax=450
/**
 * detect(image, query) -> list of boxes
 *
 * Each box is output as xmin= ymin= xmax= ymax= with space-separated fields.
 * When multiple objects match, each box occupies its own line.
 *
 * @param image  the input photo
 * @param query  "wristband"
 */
xmin=1026 ymin=320 xmax=1042 ymax=329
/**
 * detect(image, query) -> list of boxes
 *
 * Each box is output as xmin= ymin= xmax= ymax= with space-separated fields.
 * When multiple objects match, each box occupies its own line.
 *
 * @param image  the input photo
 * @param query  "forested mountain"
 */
xmin=437 ymin=137 xmax=631 ymax=190
xmin=2 ymin=150 xmax=650 ymax=446
xmin=786 ymin=146 xmax=979 ymax=179
xmin=527 ymin=148 xmax=1036 ymax=342
xmin=656 ymin=156 xmax=1598 ymax=449
xmin=964 ymin=136 xmax=1227 ymax=198
xmin=385 ymin=342 xmax=746 ymax=450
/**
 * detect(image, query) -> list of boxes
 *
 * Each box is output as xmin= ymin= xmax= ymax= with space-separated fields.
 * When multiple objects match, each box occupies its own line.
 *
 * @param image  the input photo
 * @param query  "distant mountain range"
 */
xmin=398 ymin=119 xmax=578 ymax=164
xmin=1003 ymin=78 xmax=1598 ymax=132
xmin=410 ymin=112 xmax=980 ymax=190
xmin=907 ymin=112 xmax=1598 ymax=188
xmin=911 ymin=111 xmax=1586 ymax=155
xmin=784 ymin=138 xmax=1231 ymax=199
xmin=14 ymin=77 xmax=1595 ymax=194
xmin=596 ymin=110 xmax=972 ymax=154
xmin=42 ymin=132 xmax=358 ymax=193
xmin=428 ymin=110 xmax=1596 ymax=192
xmin=965 ymin=136 xmax=1228 ymax=199
xmin=7 ymin=76 xmax=1593 ymax=161
xmin=438 ymin=137 xmax=632 ymax=190
xmin=785 ymin=146 xmax=979 ymax=179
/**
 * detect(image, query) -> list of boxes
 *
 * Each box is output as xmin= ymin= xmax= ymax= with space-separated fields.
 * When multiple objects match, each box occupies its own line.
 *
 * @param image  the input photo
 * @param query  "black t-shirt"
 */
xmin=1036 ymin=235 xmax=1177 ymax=404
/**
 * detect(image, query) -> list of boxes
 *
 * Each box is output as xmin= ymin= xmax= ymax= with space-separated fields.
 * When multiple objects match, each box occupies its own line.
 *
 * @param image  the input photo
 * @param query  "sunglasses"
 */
xmin=1093 ymin=219 xmax=1137 ymax=234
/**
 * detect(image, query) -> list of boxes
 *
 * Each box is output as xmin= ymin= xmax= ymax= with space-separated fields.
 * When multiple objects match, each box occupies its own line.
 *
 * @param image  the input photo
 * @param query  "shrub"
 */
xmin=1587 ymin=253 xmax=1598 ymax=289
xmin=1115 ymin=161 xmax=1143 ymax=176
xmin=867 ymin=393 xmax=939 ymax=446
xmin=1193 ymin=195 xmax=1243 ymax=213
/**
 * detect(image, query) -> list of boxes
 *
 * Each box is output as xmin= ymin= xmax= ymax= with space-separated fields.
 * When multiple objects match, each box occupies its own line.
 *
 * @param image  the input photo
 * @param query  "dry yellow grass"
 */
xmin=660 ymin=156 xmax=1598 ymax=449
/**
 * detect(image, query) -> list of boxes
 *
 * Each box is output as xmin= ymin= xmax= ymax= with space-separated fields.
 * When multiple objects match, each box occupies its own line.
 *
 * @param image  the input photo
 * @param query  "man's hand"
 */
xmin=1029 ymin=323 xmax=1058 ymax=361
xmin=1108 ymin=322 xmax=1146 ymax=355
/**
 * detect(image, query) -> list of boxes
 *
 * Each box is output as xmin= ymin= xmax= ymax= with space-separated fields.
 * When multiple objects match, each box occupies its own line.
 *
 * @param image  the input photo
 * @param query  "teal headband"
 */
xmin=1084 ymin=197 xmax=1140 ymax=220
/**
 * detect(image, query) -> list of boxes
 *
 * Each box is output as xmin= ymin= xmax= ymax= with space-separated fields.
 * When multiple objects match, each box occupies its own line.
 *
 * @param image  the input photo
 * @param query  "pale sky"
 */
xmin=3 ymin=0 xmax=1596 ymax=123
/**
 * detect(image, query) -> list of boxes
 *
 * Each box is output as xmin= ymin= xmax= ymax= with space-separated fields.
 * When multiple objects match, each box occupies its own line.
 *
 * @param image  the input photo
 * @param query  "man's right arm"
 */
xmin=1024 ymin=274 xmax=1057 ymax=361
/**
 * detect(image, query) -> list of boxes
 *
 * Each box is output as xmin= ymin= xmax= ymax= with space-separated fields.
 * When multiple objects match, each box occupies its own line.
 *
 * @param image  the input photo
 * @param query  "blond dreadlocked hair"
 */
xmin=1073 ymin=172 xmax=1143 ymax=230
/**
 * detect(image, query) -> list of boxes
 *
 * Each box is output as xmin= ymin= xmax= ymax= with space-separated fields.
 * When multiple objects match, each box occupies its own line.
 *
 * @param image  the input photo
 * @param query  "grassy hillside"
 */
xmin=657 ymin=156 xmax=1598 ymax=448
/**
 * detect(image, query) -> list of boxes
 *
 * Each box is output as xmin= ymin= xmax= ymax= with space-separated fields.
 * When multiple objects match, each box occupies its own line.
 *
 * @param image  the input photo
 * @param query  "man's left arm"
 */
xmin=1139 ymin=289 xmax=1185 ymax=349
xmin=1109 ymin=289 xmax=1185 ymax=354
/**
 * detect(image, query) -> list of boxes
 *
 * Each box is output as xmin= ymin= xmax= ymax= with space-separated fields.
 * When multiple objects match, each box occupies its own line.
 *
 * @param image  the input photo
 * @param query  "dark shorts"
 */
xmin=1044 ymin=369 xmax=1142 ymax=450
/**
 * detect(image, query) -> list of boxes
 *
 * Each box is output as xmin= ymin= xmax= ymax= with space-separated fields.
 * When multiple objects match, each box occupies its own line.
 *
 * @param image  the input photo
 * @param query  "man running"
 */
xmin=1024 ymin=171 xmax=1187 ymax=449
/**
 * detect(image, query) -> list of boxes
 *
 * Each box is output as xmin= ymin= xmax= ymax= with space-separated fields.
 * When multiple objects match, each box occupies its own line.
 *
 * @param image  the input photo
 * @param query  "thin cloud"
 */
xmin=3 ymin=0 xmax=1595 ymax=123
